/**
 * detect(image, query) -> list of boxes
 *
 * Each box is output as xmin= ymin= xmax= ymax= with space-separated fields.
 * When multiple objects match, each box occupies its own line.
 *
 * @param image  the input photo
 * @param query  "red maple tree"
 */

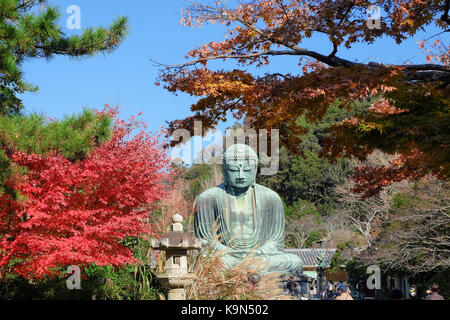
xmin=0 ymin=106 xmax=171 ymax=279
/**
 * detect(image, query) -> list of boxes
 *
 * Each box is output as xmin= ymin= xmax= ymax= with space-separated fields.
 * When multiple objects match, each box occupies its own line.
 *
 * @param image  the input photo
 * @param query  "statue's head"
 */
xmin=222 ymin=144 xmax=258 ymax=190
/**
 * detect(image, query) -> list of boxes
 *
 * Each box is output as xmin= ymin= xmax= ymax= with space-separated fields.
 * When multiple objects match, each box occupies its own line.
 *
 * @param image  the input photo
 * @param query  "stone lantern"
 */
xmin=150 ymin=213 xmax=202 ymax=300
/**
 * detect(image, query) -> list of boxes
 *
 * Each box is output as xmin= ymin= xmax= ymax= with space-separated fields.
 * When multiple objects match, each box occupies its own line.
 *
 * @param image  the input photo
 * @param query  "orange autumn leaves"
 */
xmin=159 ymin=0 xmax=449 ymax=194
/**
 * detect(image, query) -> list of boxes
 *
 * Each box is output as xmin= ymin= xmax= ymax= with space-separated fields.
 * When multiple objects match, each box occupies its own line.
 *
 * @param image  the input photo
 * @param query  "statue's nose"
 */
xmin=238 ymin=168 xmax=245 ymax=178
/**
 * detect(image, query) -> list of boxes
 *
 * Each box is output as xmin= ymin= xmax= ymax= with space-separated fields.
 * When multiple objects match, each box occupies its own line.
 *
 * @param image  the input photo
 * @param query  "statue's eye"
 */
xmin=243 ymin=167 xmax=252 ymax=171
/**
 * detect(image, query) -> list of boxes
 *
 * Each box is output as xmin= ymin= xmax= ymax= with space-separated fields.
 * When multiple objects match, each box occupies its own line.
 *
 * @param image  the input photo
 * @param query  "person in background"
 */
xmin=424 ymin=283 xmax=444 ymax=300
xmin=409 ymin=285 xmax=417 ymax=300
xmin=333 ymin=283 xmax=341 ymax=299
xmin=334 ymin=285 xmax=354 ymax=300
xmin=287 ymin=276 xmax=299 ymax=296
xmin=356 ymin=278 xmax=366 ymax=300
xmin=326 ymin=280 xmax=333 ymax=299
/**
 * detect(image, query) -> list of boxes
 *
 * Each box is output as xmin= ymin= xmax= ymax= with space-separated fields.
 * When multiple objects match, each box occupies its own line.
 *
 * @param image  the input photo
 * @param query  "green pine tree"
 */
xmin=0 ymin=108 xmax=113 ymax=197
xmin=0 ymin=0 xmax=129 ymax=114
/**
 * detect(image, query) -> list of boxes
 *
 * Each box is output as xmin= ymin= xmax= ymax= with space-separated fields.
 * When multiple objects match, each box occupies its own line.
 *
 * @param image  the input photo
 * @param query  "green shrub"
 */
xmin=285 ymin=198 xmax=318 ymax=219
xmin=391 ymin=192 xmax=416 ymax=210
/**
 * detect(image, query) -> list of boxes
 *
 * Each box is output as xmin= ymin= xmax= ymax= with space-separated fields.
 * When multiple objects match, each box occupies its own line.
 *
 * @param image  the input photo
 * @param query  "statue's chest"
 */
xmin=228 ymin=193 xmax=255 ymax=234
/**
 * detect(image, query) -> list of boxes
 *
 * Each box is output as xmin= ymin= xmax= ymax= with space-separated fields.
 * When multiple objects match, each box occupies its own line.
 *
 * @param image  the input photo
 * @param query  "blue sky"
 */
xmin=19 ymin=0 xmax=441 ymax=136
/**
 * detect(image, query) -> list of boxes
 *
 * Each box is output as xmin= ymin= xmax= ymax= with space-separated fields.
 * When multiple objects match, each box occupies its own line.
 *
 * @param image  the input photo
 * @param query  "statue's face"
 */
xmin=223 ymin=160 xmax=256 ymax=190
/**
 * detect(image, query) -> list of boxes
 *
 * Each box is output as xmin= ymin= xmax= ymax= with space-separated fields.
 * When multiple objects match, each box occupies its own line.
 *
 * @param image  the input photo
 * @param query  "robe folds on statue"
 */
xmin=194 ymin=183 xmax=303 ymax=275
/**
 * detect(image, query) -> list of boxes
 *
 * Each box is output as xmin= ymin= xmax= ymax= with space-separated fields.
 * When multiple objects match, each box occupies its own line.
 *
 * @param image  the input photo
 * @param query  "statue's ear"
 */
xmin=252 ymin=163 xmax=258 ymax=180
xmin=222 ymin=164 xmax=230 ymax=184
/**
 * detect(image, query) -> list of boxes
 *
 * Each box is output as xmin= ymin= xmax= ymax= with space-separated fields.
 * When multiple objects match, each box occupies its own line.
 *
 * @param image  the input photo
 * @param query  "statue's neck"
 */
xmin=226 ymin=184 xmax=252 ymax=197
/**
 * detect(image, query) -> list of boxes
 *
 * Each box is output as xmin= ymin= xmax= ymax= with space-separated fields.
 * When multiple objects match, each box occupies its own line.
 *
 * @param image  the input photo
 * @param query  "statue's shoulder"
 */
xmin=254 ymin=184 xmax=283 ymax=202
xmin=197 ymin=184 xmax=226 ymax=202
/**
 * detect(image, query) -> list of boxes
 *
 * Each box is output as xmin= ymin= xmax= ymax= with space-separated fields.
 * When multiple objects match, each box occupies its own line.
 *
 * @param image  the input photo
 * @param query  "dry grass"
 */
xmin=187 ymin=249 xmax=260 ymax=300
xmin=186 ymin=235 xmax=291 ymax=300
